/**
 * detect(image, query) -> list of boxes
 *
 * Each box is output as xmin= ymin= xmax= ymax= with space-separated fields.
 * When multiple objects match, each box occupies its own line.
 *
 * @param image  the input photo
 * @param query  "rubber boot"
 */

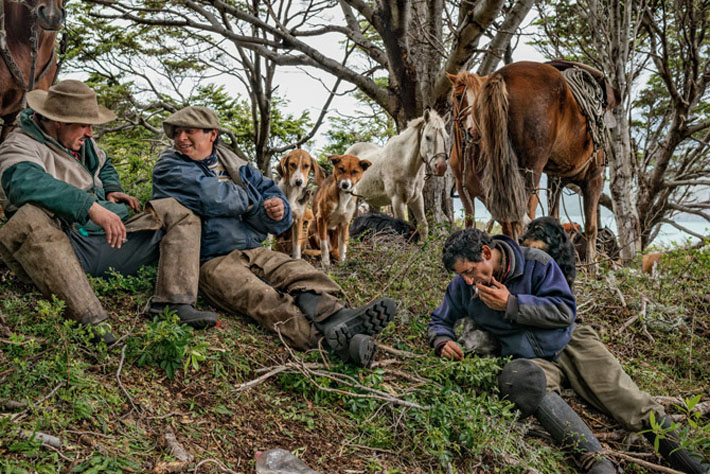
xmin=334 ymin=334 xmax=377 ymax=368
xmin=642 ymin=416 xmax=709 ymax=474
xmin=295 ymin=291 xmax=396 ymax=351
xmin=0 ymin=205 xmax=107 ymax=324
xmin=146 ymin=300 xmax=217 ymax=329
xmin=534 ymin=392 xmax=617 ymax=473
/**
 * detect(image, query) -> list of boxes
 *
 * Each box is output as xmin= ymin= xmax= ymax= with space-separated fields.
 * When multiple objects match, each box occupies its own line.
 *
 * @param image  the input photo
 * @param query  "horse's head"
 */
xmin=419 ymin=107 xmax=449 ymax=177
xmin=447 ymin=71 xmax=486 ymax=140
xmin=34 ymin=0 xmax=66 ymax=32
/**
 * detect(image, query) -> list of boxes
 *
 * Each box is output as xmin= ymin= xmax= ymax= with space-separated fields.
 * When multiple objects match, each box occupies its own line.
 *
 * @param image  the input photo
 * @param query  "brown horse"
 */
xmin=0 ymin=0 xmax=64 ymax=138
xmin=447 ymin=71 xmax=487 ymax=228
xmin=453 ymin=61 xmax=618 ymax=262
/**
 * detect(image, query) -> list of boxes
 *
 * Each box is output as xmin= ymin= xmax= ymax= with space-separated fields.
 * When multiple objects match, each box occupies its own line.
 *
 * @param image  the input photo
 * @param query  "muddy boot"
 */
xmin=146 ymin=301 xmax=217 ymax=329
xmin=534 ymin=392 xmax=617 ymax=474
xmin=0 ymin=205 xmax=108 ymax=324
xmin=643 ymin=416 xmax=709 ymax=474
xmin=295 ymin=291 xmax=396 ymax=351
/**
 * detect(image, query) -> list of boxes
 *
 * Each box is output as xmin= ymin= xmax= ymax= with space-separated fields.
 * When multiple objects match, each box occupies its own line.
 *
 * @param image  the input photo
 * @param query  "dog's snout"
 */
xmin=295 ymin=178 xmax=303 ymax=187
xmin=339 ymin=180 xmax=352 ymax=191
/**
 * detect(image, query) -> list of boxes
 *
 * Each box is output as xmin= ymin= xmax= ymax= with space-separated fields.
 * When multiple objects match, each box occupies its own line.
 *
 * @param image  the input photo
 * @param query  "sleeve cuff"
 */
xmin=433 ymin=336 xmax=454 ymax=355
xmin=77 ymin=194 xmax=98 ymax=223
xmin=504 ymin=295 xmax=519 ymax=322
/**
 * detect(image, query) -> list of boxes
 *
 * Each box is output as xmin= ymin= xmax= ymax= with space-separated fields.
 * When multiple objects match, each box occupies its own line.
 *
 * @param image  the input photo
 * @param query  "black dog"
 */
xmin=349 ymin=212 xmax=419 ymax=243
xmin=519 ymin=216 xmax=576 ymax=290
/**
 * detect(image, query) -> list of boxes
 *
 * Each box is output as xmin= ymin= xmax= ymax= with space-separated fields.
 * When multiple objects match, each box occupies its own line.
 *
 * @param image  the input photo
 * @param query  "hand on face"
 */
xmin=476 ymin=276 xmax=510 ymax=311
xmin=439 ymin=340 xmax=464 ymax=360
xmin=264 ymin=197 xmax=284 ymax=220
xmin=106 ymin=192 xmax=141 ymax=212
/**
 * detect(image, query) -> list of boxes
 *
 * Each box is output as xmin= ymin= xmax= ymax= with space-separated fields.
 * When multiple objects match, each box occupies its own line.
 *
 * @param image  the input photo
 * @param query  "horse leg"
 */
xmin=409 ymin=193 xmax=428 ymax=241
xmin=548 ymin=176 xmax=563 ymax=219
xmin=580 ymin=171 xmax=603 ymax=266
xmin=456 ymin=181 xmax=475 ymax=228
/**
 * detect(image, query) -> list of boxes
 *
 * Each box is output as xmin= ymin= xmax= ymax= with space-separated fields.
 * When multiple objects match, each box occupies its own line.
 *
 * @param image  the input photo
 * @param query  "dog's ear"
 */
xmin=359 ymin=159 xmax=373 ymax=171
xmin=276 ymin=155 xmax=288 ymax=178
xmin=311 ymin=157 xmax=326 ymax=186
xmin=329 ymin=155 xmax=341 ymax=166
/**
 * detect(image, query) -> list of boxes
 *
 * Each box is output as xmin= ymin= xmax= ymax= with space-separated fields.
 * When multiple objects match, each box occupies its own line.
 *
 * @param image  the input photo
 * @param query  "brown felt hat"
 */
xmin=26 ymin=80 xmax=116 ymax=125
xmin=162 ymin=106 xmax=221 ymax=138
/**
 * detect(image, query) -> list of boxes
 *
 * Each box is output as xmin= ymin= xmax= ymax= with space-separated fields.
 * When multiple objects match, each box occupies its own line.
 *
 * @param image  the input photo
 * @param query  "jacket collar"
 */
xmin=492 ymin=234 xmax=525 ymax=282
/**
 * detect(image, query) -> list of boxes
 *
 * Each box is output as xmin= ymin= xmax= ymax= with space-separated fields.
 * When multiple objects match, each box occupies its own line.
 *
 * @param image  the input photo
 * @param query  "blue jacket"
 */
xmin=428 ymin=235 xmax=576 ymax=360
xmin=151 ymin=146 xmax=292 ymax=260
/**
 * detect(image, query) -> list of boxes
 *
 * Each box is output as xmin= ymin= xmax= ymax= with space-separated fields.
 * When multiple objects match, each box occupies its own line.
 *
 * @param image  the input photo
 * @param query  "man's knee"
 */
xmin=147 ymin=198 xmax=200 ymax=226
xmin=498 ymin=359 xmax=548 ymax=418
xmin=0 ymin=204 xmax=58 ymax=237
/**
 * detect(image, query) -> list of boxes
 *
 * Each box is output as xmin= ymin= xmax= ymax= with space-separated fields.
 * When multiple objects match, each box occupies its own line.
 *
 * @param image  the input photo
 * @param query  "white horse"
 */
xmin=345 ymin=108 xmax=449 ymax=240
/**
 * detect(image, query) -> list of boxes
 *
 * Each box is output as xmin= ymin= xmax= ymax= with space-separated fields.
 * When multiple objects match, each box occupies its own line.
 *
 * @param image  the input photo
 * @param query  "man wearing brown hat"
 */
xmin=0 ymin=80 xmax=217 ymax=345
xmin=151 ymin=106 xmax=397 ymax=367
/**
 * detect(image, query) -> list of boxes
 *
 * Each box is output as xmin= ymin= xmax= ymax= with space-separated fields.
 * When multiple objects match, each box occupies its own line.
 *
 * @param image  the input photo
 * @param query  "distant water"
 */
xmin=452 ymin=196 xmax=709 ymax=249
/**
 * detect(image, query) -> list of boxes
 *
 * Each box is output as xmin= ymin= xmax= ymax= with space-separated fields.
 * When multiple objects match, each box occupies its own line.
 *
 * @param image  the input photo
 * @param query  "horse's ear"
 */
xmin=446 ymin=72 xmax=458 ymax=84
xmin=312 ymin=158 xmax=326 ymax=186
xmin=359 ymin=159 xmax=373 ymax=171
xmin=424 ymin=106 xmax=431 ymax=122
xmin=605 ymin=82 xmax=621 ymax=110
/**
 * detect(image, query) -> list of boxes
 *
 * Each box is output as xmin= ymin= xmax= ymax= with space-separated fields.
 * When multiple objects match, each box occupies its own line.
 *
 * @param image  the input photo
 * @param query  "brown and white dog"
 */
xmin=276 ymin=149 xmax=325 ymax=259
xmin=311 ymin=154 xmax=372 ymax=266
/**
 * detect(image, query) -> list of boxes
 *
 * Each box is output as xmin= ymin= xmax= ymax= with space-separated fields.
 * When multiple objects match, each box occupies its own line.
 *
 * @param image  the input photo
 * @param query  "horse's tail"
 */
xmin=475 ymin=74 xmax=528 ymax=224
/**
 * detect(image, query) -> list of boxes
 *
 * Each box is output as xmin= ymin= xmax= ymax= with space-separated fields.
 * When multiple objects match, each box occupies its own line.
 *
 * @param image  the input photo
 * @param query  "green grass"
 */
xmin=0 ymin=227 xmax=708 ymax=473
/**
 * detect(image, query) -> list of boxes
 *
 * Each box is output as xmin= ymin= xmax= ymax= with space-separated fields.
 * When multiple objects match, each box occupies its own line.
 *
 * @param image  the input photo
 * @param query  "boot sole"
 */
xmin=349 ymin=334 xmax=376 ymax=368
xmin=325 ymin=298 xmax=396 ymax=351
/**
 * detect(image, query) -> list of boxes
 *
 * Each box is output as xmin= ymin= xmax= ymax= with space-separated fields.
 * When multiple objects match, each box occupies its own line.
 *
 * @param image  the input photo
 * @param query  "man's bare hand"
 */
xmin=264 ymin=197 xmax=285 ymax=221
xmin=477 ymin=276 xmax=510 ymax=311
xmin=106 ymin=191 xmax=141 ymax=212
xmin=440 ymin=340 xmax=464 ymax=360
xmin=88 ymin=202 xmax=126 ymax=248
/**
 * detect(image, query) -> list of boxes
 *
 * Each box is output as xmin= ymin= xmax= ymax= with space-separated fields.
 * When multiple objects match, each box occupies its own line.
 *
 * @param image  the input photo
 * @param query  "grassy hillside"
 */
xmin=0 ymin=226 xmax=708 ymax=473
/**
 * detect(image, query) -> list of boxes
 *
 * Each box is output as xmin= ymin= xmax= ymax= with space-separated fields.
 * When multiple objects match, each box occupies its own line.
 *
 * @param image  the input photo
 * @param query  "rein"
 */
xmin=0 ymin=0 xmax=60 ymax=103
xmin=418 ymin=123 xmax=448 ymax=179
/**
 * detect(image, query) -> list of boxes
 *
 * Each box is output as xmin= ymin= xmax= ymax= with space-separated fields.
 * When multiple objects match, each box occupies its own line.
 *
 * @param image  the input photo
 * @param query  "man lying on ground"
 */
xmin=428 ymin=228 xmax=708 ymax=474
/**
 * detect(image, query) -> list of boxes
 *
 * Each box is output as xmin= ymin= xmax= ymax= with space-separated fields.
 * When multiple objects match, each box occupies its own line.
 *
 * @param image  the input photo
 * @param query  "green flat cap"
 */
xmin=163 ymin=106 xmax=221 ymax=138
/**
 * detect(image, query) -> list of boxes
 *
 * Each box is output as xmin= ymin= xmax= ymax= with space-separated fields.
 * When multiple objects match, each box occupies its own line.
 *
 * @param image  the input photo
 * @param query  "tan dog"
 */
xmin=311 ymin=154 xmax=372 ymax=266
xmin=276 ymin=149 xmax=325 ymax=259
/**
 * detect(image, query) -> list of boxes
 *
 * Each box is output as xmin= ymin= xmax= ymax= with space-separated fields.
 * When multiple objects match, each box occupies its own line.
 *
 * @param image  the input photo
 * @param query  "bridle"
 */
xmin=0 ymin=0 xmax=64 ymax=100
xmin=419 ymin=120 xmax=448 ymax=179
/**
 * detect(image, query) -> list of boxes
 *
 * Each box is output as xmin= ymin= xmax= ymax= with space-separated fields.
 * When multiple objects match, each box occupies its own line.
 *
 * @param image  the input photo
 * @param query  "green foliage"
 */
xmin=71 ymin=454 xmax=141 ymax=473
xmin=130 ymin=310 xmax=208 ymax=379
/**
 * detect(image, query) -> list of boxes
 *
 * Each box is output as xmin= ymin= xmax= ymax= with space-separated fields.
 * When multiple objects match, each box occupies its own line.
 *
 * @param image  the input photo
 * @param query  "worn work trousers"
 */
xmin=199 ymin=247 xmax=345 ymax=350
xmin=0 ymin=198 xmax=202 ymax=324
xmin=531 ymin=325 xmax=664 ymax=432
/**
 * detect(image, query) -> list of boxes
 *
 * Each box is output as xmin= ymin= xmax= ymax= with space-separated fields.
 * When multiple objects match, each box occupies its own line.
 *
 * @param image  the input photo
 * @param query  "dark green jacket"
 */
xmin=0 ymin=109 xmax=127 ymax=234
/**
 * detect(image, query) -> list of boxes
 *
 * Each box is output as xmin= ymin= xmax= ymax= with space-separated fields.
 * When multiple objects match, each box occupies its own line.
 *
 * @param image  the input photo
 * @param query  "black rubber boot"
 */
xmin=643 ymin=416 xmax=710 ymax=474
xmin=534 ymin=392 xmax=617 ymax=474
xmin=86 ymin=321 xmax=117 ymax=346
xmin=147 ymin=302 xmax=218 ymax=329
xmin=320 ymin=299 xmax=395 ymax=351
xmin=334 ymin=334 xmax=377 ymax=368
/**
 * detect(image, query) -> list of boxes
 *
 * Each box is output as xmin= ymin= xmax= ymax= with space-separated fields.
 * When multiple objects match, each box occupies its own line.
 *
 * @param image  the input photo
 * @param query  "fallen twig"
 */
xmin=117 ymin=344 xmax=143 ymax=418
xmin=192 ymin=458 xmax=240 ymax=474
xmin=377 ymin=344 xmax=424 ymax=359
xmin=20 ymin=430 xmax=62 ymax=449
xmin=611 ymin=450 xmax=684 ymax=474
xmin=11 ymin=381 xmax=65 ymax=422
xmin=604 ymin=276 xmax=627 ymax=308
xmin=1 ymin=400 xmax=27 ymax=411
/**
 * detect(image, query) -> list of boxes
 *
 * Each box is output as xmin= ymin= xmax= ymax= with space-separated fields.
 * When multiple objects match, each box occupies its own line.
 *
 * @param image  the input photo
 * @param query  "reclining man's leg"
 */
xmin=551 ymin=325 xmax=709 ymax=473
xmin=0 ymin=204 xmax=112 ymax=342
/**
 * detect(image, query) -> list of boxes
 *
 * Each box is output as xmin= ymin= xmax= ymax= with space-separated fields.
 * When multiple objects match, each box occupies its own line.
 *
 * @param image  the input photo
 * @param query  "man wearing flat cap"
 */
xmin=0 ymin=80 xmax=217 ymax=345
xmin=151 ymin=106 xmax=396 ymax=368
